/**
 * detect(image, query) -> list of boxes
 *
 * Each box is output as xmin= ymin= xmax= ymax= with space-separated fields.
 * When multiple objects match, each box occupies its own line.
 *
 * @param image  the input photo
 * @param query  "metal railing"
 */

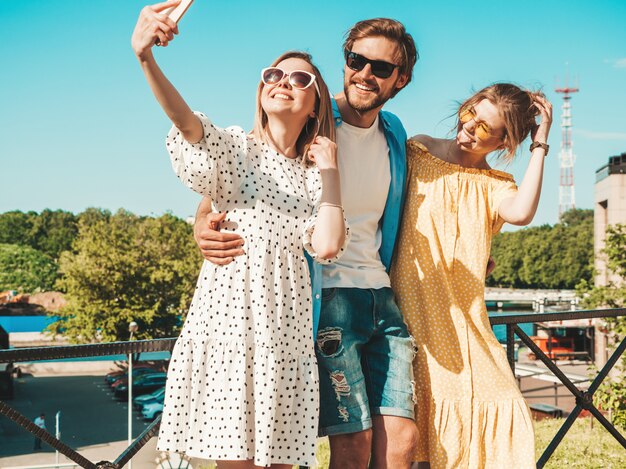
xmin=491 ymin=308 xmax=626 ymax=468
xmin=0 ymin=339 xmax=175 ymax=469
xmin=1 ymin=309 xmax=625 ymax=468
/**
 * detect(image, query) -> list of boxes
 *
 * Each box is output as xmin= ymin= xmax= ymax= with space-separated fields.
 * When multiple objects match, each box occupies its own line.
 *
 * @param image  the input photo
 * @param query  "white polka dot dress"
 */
xmin=390 ymin=141 xmax=535 ymax=469
xmin=157 ymin=113 xmax=346 ymax=467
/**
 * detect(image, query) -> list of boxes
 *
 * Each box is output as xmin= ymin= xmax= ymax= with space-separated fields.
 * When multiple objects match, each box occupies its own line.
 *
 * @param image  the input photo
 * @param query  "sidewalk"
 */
xmin=0 ymin=438 xmax=215 ymax=469
xmin=0 ymin=439 xmax=159 ymax=469
xmin=517 ymin=347 xmax=592 ymax=413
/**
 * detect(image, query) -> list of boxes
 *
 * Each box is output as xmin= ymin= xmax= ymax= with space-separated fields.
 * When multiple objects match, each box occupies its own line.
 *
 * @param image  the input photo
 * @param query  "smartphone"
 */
xmin=163 ymin=0 xmax=194 ymax=24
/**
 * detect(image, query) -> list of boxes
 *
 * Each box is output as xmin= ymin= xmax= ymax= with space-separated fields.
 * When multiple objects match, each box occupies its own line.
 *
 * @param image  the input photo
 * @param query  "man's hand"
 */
xmin=194 ymin=211 xmax=245 ymax=265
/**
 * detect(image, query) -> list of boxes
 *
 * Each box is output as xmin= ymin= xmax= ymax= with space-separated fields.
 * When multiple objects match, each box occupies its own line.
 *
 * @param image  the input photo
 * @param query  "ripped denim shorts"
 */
xmin=315 ymin=287 xmax=416 ymax=436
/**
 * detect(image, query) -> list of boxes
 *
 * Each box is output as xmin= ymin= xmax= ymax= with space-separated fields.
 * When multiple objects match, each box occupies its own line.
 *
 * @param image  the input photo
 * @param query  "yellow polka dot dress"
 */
xmin=390 ymin=141 xmax=535 ymax=468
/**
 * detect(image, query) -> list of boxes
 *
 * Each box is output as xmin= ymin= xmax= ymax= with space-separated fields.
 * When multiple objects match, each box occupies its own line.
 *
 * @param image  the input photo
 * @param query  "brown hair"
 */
xmin=252 ymin=51 xmax=335 ymax=165
xmin=343 ymin=18 xmax=418 ymax=97
xmin=457 ymin=83 xmax=542 ymax=161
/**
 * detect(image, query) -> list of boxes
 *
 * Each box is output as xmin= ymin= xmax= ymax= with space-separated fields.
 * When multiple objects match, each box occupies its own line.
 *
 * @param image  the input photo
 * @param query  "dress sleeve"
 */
xmin=166 ymin=112 xmax=248 ymax=203
xmin=491 ymin=179 xmax=518 ymax=234
xmin=301 ymin=167 xmax=351 ymax=264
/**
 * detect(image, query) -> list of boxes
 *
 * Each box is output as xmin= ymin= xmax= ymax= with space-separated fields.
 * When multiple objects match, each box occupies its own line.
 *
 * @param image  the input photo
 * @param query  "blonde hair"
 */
xmin=457 ymin=83 xmax=542 ymax=162
xmin=252 ymin=51 xmax=335 ymax=165
xmin=343 ymin=18 xmax=418 ymax=97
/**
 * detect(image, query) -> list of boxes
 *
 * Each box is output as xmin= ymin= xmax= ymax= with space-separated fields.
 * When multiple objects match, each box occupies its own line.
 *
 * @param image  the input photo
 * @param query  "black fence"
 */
xmin=1 ymin=309 xmax=625 ymax=468
xmin=491 ymin=308 xmax=626 ymax=468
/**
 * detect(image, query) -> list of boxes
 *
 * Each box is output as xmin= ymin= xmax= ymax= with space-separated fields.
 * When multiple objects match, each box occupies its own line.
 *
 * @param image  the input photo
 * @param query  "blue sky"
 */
xmin=2 ymin=0 xmax=625 ymax=229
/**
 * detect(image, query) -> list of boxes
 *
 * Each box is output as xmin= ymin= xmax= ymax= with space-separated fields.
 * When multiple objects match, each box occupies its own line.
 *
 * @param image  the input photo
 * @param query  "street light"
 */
xmin=128 ymin=321 xmax=138 ymax=469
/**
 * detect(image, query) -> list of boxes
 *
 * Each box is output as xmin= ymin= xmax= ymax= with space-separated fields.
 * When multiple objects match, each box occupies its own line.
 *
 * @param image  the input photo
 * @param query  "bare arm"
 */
xmin=131 ymin=1 xmax=203 ymax=142
xmin=498 ymin=96 xmax=553 ymax=226
xmin=308 ymin=138 xmax=346 ymax=259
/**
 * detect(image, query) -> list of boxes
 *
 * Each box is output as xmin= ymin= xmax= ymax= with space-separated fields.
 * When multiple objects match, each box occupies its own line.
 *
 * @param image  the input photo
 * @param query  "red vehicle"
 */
xmin=528 ymin=336 xmax=575 ymax=360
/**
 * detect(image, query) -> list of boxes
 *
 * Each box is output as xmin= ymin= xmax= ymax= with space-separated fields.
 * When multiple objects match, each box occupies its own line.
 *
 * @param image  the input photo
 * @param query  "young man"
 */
xmin=193 ymin=19 xmax=418 ymax=469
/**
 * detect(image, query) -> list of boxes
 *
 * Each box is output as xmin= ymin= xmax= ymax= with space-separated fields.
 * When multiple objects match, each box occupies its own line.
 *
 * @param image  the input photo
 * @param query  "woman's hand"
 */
xmin=530 ymin=95 xmax=553 ymax=145
xmin=307 ymin=136 xmax=338 ymax=170
xmin=131 ymin=0 xmax=180 ymax=59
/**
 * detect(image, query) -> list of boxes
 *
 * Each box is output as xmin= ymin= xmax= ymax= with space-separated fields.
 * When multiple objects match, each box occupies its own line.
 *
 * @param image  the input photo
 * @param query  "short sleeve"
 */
xmin=301 ymin=167 xmax=351 ymax=264
xmin=166 ymin=112 xmax=249 ymax=203
xmin=491 ymin=179 xmax=518 ymax=234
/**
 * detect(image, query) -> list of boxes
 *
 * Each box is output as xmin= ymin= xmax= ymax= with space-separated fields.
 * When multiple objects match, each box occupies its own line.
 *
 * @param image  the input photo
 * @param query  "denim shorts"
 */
xmin=315 ymin=287 xmax=416 ymax=436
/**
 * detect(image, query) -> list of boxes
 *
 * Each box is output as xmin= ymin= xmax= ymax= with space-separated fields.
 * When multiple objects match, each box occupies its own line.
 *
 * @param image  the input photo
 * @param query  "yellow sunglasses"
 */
xmin=459 ymin=106 xmax=496 ymax=141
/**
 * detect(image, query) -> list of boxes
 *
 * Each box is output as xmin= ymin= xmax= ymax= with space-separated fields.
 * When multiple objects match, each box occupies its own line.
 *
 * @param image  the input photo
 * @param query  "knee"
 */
xmin=329 ymin=430 xmax=373 ymax=469
xmin=389 ymin=422 xmax=418 ymax=460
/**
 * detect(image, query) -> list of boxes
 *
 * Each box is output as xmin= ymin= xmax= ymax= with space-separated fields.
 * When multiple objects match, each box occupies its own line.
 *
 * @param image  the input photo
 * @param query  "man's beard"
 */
xmin=344 ymin=81 xmax=395 ymax=113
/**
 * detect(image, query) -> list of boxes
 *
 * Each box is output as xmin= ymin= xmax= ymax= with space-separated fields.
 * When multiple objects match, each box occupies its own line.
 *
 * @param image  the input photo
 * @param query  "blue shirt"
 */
xmin=306 ymin=98 xmax=407 ymax=337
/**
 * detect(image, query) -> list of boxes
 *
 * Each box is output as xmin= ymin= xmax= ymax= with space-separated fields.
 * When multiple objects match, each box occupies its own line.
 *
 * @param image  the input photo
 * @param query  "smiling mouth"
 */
xmin=354 ymin=82 xmax=376 ymax=93
xmin=272 ymin=92 xmax=291 ymax=100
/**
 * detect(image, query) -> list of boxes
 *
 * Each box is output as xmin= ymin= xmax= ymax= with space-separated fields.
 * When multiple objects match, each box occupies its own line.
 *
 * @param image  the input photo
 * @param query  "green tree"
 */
xmin=578 ymin=223 xmax=626 ymax=429
xmin=0 ymin=209 xmax=80 ymax=260
xmin=0 ymin=211 xmax=36 ymax=246
xmin=28 ymin=209 xmax=78 ymax=259
xmin=487 ymin=209 xmax=593 ymax=289
xmin=77 ymin=207 xmax=112 ymax=227
xmin=51 ymin=210 xmax=202 ymax=342
xmin=0 ymin=243 xmax=58 ymax=292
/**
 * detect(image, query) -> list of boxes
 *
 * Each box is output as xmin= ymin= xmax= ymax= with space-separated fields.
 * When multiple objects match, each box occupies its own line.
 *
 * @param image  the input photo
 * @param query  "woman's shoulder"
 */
xmin=408 ymin=134 xmax=434 ymax=148
xmin=407 ymin=135 xmax=450 ymax=161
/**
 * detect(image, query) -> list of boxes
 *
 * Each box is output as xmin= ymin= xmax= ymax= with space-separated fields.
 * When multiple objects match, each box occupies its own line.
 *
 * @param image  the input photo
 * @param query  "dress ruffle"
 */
xmin=417 ymin=397 xmax=535 ymax=469
xmin=157 ymin=337 xmax=319 ymax=467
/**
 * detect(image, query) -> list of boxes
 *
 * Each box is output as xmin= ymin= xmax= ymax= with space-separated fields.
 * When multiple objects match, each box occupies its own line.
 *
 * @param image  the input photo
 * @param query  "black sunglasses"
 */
xmin=344 ymin=50 xmax=399 ymax=79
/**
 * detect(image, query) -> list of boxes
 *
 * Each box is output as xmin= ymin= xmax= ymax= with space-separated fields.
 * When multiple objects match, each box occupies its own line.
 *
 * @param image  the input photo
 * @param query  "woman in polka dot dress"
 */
xmin=132 ymin=2 xmax=349 ymax=467
xmin=390 ymin=84 xmax=553 ymax=469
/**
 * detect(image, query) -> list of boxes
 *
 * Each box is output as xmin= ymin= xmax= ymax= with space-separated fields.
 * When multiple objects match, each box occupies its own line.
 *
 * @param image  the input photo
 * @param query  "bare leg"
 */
xmin=217 ymin=461 xmax=254 ymax=469
xmin=370 ymin=415 xmax=418 ymax=469
xmin=217 ymin=461 xmax=292 ymax=469
xmin=328 ymin=429 xmax=373 ymax=469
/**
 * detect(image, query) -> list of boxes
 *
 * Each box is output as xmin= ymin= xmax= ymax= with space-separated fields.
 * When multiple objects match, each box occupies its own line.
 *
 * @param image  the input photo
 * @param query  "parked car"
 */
xmin=114 ymin=373 xmax=167 ymax=399
xmin=133 ymin=386 xmax=165 ymax=410
xmin=109 ymin=366 xmax=167 ymax=389
xmin=105 ymin=365 xmax=162 ymax=386
xmin=141 ymin=401 xmax=163 ymax=421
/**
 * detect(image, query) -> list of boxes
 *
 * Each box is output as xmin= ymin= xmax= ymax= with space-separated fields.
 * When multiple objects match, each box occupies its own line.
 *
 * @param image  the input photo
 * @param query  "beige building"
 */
xmin=593 ymin=152 xmax=626 ymax=366
xmin=595 ymin=152 xmax=626 ymax=286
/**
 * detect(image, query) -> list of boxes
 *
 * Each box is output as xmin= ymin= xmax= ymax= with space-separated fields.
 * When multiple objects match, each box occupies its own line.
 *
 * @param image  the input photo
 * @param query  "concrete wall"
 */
xmin=594 ymin=169 xmax=626 ymax=287
xmin=593 ymin=156 xmax=626 ymax=368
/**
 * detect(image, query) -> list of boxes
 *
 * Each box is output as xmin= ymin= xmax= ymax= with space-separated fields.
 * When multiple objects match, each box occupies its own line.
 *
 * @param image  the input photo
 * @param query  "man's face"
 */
xmin=343 ymin=36 xmax=408 ymax=113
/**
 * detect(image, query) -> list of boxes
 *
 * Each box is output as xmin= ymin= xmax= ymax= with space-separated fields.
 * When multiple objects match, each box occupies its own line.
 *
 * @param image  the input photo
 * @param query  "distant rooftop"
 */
xmin=596 ymin=152 xmax=626 ymax=183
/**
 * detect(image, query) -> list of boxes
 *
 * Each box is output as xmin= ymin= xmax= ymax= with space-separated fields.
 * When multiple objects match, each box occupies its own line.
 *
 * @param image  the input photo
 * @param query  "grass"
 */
xmin=198 ymin=418 xmax=625 ymax=468
xmin=535 ymin=417 xmax=626 ymax=469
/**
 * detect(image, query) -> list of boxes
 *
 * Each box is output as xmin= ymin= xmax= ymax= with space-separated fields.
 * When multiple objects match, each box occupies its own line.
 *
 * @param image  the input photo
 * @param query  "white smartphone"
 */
xmin=163 ymin=0 xmax=194 ymax=24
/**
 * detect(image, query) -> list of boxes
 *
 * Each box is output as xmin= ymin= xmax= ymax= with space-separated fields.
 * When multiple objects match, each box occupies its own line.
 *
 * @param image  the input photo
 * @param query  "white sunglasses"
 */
xmin=261 ymin=67 xmax=320 ymax=96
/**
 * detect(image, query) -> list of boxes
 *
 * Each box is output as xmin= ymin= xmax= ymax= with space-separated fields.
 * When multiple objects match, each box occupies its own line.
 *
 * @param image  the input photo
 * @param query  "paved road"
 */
xmin=0 ymin=371 xmax=152 ymax=459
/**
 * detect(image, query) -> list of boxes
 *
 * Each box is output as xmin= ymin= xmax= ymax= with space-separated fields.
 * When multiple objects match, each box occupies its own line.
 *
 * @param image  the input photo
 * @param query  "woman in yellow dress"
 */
xmin=390 ymin=83 xmax=553 ymax=469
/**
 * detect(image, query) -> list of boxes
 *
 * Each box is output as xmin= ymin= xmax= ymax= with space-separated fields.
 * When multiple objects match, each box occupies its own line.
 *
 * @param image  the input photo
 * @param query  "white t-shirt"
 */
xmin=34 ymin=416 xmax=46 ymax=430
xmin=322 ymin=116 xmax=391 ymax=289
